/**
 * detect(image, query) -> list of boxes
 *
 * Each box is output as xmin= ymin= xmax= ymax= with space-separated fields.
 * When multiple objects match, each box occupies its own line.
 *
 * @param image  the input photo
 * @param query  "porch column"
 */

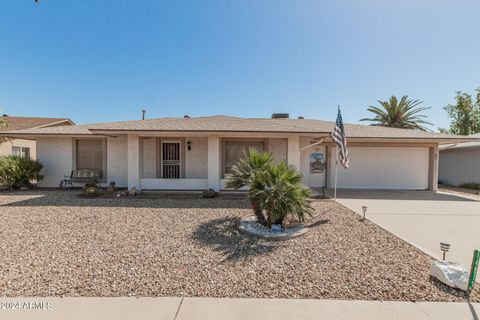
xmin=287 ymin=135 xmax=301 ymax=170
xmin=207 ymin=135 xmax=221 ymax=191
xmin=428 ymin=145 xmax=439 ymax=191
xmin=127 ymin=134 xmax=141 ymax=191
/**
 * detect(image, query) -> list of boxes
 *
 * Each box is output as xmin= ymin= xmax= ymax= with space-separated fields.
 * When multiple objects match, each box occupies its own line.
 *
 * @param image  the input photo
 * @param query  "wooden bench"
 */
xmin=60 ymin=169 xmax=103 ymax=189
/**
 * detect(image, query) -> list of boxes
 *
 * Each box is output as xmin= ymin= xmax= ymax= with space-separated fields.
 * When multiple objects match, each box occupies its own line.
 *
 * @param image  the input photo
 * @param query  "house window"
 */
xmin=22 ymin=147 xmax=30 ymax=159
xmin=224 ymin=140 xmax=265 ymax=175
xmin=12 ymin=146 xmax=21 ymax=156
xmin=12 ymin=146 xmax=30 ymax=158
xmin=75 ymin=139 xmax=105 ymax=178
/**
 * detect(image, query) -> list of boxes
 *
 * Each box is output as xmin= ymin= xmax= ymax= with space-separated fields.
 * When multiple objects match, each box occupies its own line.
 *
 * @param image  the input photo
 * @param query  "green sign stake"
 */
xmin=468 ymin=249 xmax=480 ymax=293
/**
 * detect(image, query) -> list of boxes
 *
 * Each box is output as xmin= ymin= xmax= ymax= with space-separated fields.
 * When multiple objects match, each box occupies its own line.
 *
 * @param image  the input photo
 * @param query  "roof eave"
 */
xmin=0 ymin=133 xmax=115 ymax=139
xmin=88 ymin=129 xmax=327 ymax=135
xmin=33 ymin=118 xmax=75 ymax=129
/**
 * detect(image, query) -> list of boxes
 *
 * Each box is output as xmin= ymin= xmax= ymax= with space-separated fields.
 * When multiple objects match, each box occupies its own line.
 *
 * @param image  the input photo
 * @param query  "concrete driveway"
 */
xmin=332 ymin=190 xmax=480 ymax=269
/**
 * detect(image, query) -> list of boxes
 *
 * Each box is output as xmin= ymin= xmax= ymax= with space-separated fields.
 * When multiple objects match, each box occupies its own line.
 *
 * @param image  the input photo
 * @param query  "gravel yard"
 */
xmin=0 ymin=190 xmax=478 ymax=301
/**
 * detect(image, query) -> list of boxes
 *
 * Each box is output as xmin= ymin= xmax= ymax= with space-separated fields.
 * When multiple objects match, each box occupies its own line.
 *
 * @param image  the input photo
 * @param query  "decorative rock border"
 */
xmin=238 ymin=216 xmax=308 ymax=241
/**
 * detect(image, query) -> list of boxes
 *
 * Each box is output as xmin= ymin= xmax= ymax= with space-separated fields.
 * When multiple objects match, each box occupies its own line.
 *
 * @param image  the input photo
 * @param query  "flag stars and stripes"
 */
xmin=331 ymin=107 xmax=350 ymax=169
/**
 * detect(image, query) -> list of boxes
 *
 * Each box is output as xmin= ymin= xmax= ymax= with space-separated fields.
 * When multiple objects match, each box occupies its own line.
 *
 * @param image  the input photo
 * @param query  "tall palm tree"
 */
xmin=360 ymin=95 xmax=433 ymax=131
xmin=225 ymin=148 xmax=273 ymax=225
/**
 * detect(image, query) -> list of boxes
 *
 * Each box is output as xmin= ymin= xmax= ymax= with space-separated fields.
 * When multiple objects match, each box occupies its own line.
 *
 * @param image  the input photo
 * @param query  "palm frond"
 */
xmin=360 ymin=95 xmax=433 ymax=131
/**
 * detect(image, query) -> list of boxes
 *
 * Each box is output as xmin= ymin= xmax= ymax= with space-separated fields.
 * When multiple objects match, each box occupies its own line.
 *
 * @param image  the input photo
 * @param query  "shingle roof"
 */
xmin=267 ymin=118 xmax=461 ymax=139
xmin=88 ymin=116 xmax=321 ymax=133
xmin=0 ymin=116 xmax=73 ymax=131
xmin=0 ymin=115 xmax=476 ymax=141
xmin=440 ymin=133 xmax=480 ymax=150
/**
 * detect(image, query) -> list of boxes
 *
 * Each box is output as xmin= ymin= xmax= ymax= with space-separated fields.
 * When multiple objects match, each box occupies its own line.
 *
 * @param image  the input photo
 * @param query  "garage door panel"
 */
xmin=336 ymin=147 xmax=429 ymax=189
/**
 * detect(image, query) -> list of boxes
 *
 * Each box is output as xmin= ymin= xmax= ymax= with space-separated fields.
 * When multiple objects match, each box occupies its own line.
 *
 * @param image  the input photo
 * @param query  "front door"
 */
xmin=161 ymin=141 xmax=181 ymax=179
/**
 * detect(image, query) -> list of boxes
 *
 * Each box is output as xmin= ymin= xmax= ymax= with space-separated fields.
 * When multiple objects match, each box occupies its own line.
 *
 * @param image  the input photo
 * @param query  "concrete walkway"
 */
xmin=0 ymin=297 xmax=478 ymax=320
xmin=332 ymin=190 xmax=480 ymax=269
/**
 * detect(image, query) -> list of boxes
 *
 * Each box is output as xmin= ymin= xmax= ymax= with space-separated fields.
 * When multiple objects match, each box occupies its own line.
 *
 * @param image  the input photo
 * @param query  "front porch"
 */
xmin=126 ymin=134 xmax=310 ymax=191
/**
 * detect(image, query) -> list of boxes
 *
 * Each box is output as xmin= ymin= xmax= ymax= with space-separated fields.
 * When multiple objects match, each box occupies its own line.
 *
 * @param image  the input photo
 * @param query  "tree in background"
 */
xmin=0 ymin=112 xmax=7 ymax=143
xmin=360 ymin=95 xmax=432 ymax=131
xmin=441 ymin=88 xmax=480 ymax=135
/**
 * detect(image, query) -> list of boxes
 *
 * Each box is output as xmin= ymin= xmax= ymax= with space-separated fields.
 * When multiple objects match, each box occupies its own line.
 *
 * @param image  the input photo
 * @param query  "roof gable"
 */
xmin=1 ymin=116 xmax=74 ymax=131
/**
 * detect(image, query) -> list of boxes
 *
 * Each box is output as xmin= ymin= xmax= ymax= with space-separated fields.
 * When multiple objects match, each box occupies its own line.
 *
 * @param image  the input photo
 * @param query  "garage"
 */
xmin=333 ymin=147 xmax=430 ymax=189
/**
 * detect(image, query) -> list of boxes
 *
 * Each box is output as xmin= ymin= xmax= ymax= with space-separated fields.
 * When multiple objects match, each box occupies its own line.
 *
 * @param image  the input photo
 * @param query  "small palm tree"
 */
xmin=360 ymin=95 xmax=433 ymax=131
xmin=225 ymin=148 xmax=273 ymax=225
xmin=249 ymin=161 xmax=313 ymax=227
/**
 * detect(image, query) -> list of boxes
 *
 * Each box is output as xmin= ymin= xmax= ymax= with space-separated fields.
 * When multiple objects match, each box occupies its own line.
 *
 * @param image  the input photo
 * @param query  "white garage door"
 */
xmin=335 ymin=147 xmax=429 ymax=189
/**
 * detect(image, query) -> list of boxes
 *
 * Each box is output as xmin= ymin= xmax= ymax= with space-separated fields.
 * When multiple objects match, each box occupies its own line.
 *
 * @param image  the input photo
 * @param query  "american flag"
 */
xmin=331 ymin=107 xmax=349 ymax=169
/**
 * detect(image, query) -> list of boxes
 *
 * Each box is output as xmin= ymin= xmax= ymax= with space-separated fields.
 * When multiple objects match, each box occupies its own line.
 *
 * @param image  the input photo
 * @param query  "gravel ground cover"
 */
xmin=0 ymin=190 xmax=478 ymax=301
xmin=238 ymin=216 xmax=307 ymax=240
xmin=439 ymin=184 xmax=480 ymax=199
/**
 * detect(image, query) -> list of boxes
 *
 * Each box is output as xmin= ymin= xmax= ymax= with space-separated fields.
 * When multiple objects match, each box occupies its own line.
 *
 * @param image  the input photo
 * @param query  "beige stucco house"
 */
xmin=0 ymin=114 xmax=474 ymax=191
xmin=0 ymin=116 xmax=74 ymax=159
xmin=439 ymin=133 xmax=480 ymax=186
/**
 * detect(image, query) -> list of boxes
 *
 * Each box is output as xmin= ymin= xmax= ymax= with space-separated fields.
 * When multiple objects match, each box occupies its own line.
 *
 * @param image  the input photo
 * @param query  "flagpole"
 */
xmin=334 ymin=145 xmax=339 ymax=201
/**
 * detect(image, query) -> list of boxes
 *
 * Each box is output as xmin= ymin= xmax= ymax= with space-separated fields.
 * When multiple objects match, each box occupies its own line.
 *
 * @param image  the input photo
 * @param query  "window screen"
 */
xmin=76 ymin=140 xmax=104 ymax=174
xmin=224 ymin=141 xmax=265 ymax=174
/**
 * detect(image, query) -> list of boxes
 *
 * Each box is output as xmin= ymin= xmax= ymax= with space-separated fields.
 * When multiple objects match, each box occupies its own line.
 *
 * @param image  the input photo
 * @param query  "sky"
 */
xmin=0 ymin=0 xmax=479 ymax=130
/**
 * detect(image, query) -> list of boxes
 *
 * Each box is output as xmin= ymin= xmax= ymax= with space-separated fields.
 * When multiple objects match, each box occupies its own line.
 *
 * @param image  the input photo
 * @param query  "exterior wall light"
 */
xmin=187 ymin=140 xmax=191 ymax=151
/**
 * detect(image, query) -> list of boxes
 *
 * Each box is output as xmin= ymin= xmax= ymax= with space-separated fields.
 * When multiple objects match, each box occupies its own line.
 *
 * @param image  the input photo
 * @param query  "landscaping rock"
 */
xmin=107 ymin=181 xmax=116 ymax=194
xmin=202 ymin=188 xmax=217 ymax=198
xmin=0 ymin=190 xmax=477 ymax=301
xmin=128 ymin=187 xmax=138 ymax=196
xmin=238 ymin=216 xmax=307 ymax=241
xmin=82 ymin=182 xmax=97 ymax=193
xmin=271 ymin=224 xmax=283 ymax=232
xmin=84 ymin=186 xmax=100 ymax=197
xmin=431 ymin=260 xmax=469 ymax=291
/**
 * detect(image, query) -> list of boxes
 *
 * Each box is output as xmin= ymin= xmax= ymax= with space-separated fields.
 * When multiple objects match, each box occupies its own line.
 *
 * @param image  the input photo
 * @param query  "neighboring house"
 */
xmin=0 ymin=115 xmax=74 ymax=159
xmin=439 ymin=133 xmax=480 ymax=186
xmin=0 ymin=114 xmax=474 ymax=191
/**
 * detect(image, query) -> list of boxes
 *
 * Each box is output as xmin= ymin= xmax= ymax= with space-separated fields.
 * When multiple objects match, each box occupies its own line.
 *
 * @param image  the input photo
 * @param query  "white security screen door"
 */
xmin=161 ymin=141 xmax=181 ymax=179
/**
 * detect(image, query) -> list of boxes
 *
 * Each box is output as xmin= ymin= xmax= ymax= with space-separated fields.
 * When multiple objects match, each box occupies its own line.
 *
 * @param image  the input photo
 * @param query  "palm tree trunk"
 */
xmin=265 ymin=210 xmax=273 ymax=228
xmin=251 ymin=201 xmax=266 ymax=225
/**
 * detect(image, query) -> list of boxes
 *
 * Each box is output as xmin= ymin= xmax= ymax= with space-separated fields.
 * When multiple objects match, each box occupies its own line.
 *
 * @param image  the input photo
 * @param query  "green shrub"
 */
xmin=250 ymin=161 xmax=313 ymax=227
xmin=0 ymin=156 xmax=44 ymax=189
xmin=225 ymin=148 xmax=273 ymax=225
xmin=459 ymin=182 xmax=480 ymax=190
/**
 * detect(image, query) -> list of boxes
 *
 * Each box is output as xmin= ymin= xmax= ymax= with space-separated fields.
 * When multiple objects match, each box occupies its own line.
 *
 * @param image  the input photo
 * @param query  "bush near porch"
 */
xmin=0 ymin=155 xmax=43 ymax=189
